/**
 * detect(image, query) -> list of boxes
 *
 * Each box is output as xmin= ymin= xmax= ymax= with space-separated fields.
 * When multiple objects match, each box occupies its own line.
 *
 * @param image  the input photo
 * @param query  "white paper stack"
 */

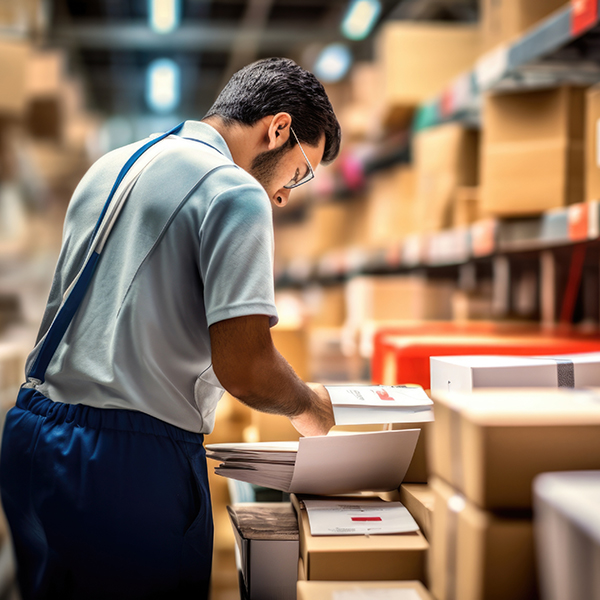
xmin=325 ymin=385 xmax=434 ymax=425
xmin=206 ymin=429 xmax=420 ymax=495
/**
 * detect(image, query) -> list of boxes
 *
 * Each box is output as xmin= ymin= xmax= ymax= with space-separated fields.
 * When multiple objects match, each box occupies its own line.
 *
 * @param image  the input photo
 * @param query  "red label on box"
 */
xmin=572 ymin=0 xmax=598 ymax=35
xmin=568 ymin=203 xmax=589 ymax=241
xmin=351 ymin=517 xmax=382 ymax=522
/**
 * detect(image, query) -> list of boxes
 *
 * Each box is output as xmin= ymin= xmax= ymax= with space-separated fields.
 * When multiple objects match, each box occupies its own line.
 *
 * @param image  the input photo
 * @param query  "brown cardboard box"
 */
xmin=292 ymin=494 xmax=428 ymax=582
xmin=345 ymin=276 xmax=455 ymax=327
xmin=586 ymin=84 xmax=600 ymax=202
xmin=0 ymin=0 xmax=45 ymax=35
xmin=399 ymin=484 xmax=434 ymax=540
xmin=0 ymin=40 xmax=30 ymax=116
xmin=429 ymin=388 xmax=600 ymax=509
xmin=481 ymin=0 xmax=568 ymax=52
xmin=387 ymin=421 xmax=432 ymax=484
xmin=481 ymin=86 xmax=586 ymax=216
xmin=430 ymin=476 xmax=537 ymax=600
xmin=25 ymin=49 xmax=65 ymax=99
xmin=414 ymin=124 xmax=479 ymax=232
xmin=376 ymin=22 xmax=480 ymax=108
xmin=365 ymin=166 xmax=417 ymax=246
xmin=307 ymin=201 xmax=350 ymax=259
xmin=297 ymin=580 xmax=434 ymax=600
xmin=306 ymin=285 xmax=346 ymax=329
xmin=453 ymin=186 xmax=481 ymax=227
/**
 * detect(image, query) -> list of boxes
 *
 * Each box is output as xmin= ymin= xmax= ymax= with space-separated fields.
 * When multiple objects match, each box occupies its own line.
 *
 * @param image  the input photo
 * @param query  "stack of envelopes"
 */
xmin=206 ymin=429 xmax=420 ymax=495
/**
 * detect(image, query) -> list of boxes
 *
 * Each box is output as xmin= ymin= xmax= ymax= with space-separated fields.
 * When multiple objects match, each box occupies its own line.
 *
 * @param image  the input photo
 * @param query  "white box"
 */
xmin=430 ymin=352 xmax=600 ymax=394
xmin=227 ymin=503 xmax=299 ymax=600
xmin=534 ymin=471 xmax=600 ymax=600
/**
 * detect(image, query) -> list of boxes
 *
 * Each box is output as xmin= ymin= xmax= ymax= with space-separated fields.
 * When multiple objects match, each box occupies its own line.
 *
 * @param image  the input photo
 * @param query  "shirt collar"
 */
xmin=178 ymin=120 xmax=234 ymax=163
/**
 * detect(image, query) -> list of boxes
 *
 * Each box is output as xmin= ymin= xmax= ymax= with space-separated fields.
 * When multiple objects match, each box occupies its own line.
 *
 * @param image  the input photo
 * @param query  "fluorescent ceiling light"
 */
xmin=314 ymin=43 xmax=353 ymax=83
xmin=341 ymin=0 xmax=381 ymax=41
xmin=146 ymin=58 xmax=180 ymax=113
xmin=149 ymin=0 xmax=180 ymax=34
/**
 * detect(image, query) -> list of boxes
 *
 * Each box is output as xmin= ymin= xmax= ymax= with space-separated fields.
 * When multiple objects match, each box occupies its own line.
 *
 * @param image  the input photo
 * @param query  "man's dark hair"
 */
xmin=205 ymin=58 xmax=341 ymax=164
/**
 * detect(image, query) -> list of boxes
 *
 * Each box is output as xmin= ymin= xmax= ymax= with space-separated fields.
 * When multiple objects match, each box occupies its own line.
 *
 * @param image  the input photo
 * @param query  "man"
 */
xmin=0 ymin=57 xmax=341 ymax=599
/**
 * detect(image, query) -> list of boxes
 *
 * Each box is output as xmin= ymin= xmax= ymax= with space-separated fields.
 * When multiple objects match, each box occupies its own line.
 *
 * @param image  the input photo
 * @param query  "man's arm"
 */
xmin=209 ymin=315 xmax=334 ymax=437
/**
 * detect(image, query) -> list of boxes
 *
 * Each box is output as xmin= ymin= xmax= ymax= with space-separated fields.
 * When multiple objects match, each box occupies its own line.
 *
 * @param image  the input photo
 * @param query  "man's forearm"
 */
xmin=210 ymin=315 xmax=335 ymax=435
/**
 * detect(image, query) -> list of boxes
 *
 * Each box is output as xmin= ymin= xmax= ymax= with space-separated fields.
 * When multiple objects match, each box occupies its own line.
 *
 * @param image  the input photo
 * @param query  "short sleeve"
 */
xmin=199 ymin=181 xmax=279 ymax=327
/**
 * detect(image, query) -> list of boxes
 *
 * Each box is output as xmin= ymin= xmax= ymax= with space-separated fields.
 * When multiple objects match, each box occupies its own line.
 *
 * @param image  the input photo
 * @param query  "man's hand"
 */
xmin=289 ymin=383 xmax=335 ymax=437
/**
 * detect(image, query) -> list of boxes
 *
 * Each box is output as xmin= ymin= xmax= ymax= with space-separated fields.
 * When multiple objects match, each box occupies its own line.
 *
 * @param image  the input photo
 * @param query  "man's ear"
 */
xmin=267 ymin=113 xmax=292 ymax=150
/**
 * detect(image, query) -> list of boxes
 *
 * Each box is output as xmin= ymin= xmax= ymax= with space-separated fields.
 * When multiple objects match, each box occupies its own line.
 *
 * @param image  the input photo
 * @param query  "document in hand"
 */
xmin=206 ymin=429 xmax=420 ymax=495
xmin=303 ymin=498 xmax=419 ymax=536
xmin=325 ymin=385 xmax=434 ymax=426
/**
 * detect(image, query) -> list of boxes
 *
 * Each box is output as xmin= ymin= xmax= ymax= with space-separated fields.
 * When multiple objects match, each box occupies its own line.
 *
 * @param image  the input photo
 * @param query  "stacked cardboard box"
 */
xmin=365 ymin=165 xmax=417 ymax=246
xmin=428 ymin=387 xmax=600 ymax=600
xmin=376 ymin=22 xmax=480 ymax=111
xmin=399 ymin=483 xmax=435 ymax=540
xmin=292 ymin=494 xmax=429 ymax=583
xmin=414 ymin=123 xmax=479 ymax=232
xmin=481 ymin=86 xmax=586 ymax=216
xmin=534 ymin=471 xmax=600 ymax=600
xmin=297 ymin=580 xmax=434 ymax=599
xmin=338 ymin=62 xmax=384 ymax=140
xmin=480 ymin=0 xmax=568 ymax=53
xmin=0 ymin=40 xmax=30 ymax=118
xmin=585 ymin=84 xmax=600 ymax=202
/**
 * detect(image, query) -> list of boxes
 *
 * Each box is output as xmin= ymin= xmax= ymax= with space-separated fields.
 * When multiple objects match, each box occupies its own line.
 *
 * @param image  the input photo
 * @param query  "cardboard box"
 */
xmin=387 ymin=421 xmax=431 ymax=484
xmin=399 ymin=484 xmax=434 ymax=540
xmin=431 ymin=352 xmax=600 ymax=394
xmin=480 ymin=0 xmax=568 ymax=52
xmin=228 ymin=503 xmax=299 ymax=600
xmin=481 ymin=86 xmax=586 ymax=216
xmin=0 ymin=40 xmax=30 ymax=116
xmin=376 ymin=22 xmax=480 ymax=108
xmin=430 ymin=476 xmax=537 ymax=600
xmin=344 ymin=276 xmax=454 ymax=329
xmin=304 ymin=285 xmax=346 ymax=329
xmin=534 ymin=471 xmax=600 ymax=600
xmin=292 ymin=494 xmax=428 ymax=582
xmin=25 ymin=49 xmax=65 ymax=99
xmin=429 ymin=388 xmax=600 ymax=509
xmin=297 ymin=580 xmax=433 ymax=600
xmin=414 ymin=123 xmax=479 ymax=232
xmin=453 ymin=186 xmax=480 ymax=227
xmin=585 ymin=84 xmax=600 ymax=202
xmin=365 ymin=166 xmax=417 ymax=245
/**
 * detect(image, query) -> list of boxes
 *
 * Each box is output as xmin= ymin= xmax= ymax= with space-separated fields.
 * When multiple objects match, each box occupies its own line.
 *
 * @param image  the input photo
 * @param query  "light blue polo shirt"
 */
xmin=25 ymin=121 xmax=279 ymax=433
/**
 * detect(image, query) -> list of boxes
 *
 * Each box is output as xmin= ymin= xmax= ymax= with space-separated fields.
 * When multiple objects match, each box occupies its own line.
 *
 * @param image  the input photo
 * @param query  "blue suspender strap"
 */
xmin=28 ymin=121 xmax=185 ymax=383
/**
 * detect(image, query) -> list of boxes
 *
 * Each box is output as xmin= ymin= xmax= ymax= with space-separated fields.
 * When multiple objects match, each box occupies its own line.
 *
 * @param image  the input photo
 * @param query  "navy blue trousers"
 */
xmin=0 ymin=387 xmax=213 ymax=600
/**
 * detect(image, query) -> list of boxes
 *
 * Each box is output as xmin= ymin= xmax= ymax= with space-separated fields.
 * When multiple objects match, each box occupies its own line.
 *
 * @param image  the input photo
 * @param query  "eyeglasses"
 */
xmin=283 ymin=127 xmax=315 ymax=189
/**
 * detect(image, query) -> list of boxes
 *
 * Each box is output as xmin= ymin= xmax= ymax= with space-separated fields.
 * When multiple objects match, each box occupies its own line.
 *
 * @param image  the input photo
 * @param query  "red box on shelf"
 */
xmin=371 ymin=324 xmax=600 ymax=388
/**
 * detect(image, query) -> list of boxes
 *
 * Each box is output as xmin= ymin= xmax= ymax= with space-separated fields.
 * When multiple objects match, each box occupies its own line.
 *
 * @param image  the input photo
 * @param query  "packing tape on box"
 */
xmin=445 ymin=493 xmax=467 ymax=600
xmin=528 ymin=357 xmax=575 ymax=388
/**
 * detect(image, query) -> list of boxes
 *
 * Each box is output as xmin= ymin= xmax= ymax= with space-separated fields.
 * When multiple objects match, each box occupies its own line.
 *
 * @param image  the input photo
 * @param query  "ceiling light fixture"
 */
xmin=314 ymin=43 xmax=353 ymax=83
xmin=149 ymin=0 xmax=180 ymax=34
xmin=146 ymin=58 xmax=180 ymax=113
xmin=341 ymin=0 xmax=382 ymax=41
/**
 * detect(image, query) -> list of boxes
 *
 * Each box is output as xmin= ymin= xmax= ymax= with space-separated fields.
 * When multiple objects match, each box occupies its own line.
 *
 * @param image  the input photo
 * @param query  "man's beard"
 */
xmin=249 ymin=145 xmax=289 ymax=191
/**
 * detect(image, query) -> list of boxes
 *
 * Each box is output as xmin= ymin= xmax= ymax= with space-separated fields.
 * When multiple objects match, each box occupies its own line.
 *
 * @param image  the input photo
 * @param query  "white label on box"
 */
xmin=333 ymin=590 xmax=422 ymax=600
xmin=304 ymin=500 xmax=419 ymax=536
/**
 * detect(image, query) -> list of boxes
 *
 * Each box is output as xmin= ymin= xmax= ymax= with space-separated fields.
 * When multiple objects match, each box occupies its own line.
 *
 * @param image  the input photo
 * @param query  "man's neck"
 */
xmin=202 ymin=116 xmax=264 ymax=171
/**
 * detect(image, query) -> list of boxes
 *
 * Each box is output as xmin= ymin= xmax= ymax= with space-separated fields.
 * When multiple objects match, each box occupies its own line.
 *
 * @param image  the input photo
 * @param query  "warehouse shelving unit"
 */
xmin=275 ymin=1 xmax=600 ymax=328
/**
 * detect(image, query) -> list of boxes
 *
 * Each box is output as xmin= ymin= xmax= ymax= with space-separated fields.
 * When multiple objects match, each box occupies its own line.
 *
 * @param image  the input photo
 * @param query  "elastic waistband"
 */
xmin=16 ymin=386 xmax=204 ymax=446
